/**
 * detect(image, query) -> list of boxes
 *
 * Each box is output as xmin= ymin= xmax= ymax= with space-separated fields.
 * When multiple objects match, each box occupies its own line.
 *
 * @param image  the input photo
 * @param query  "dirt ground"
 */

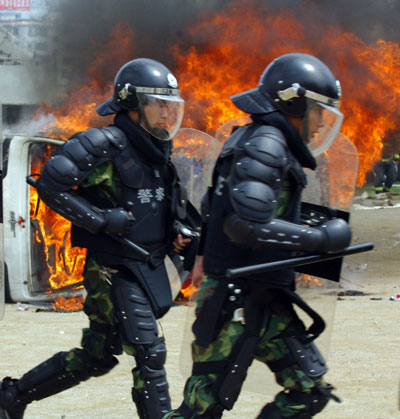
xmin=1 ymin=196 xmax=400 ymax=418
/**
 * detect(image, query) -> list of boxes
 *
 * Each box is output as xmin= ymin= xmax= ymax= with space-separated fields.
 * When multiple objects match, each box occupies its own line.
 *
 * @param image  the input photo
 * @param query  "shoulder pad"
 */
xmin=102 ymin=126 xmax=128 ymax=151
xmin=220 ymin=125 xmax=250 ymax=158
xmin=77 ymin=127 xmax=124 ymax=158
xmin=244 ymin=125 xmax=288 ymax=168
xmin=62 ymin=137 xmax=97 ymax=171
xmin=39 ymin=154 xmax=81 ymax=190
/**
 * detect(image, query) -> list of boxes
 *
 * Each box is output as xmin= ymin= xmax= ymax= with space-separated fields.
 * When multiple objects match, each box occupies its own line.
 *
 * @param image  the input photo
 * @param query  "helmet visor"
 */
xmin=138 ymin=93 xmax=184 ymax=141
xmin=303 ymin=102 xmax=344 ymax=156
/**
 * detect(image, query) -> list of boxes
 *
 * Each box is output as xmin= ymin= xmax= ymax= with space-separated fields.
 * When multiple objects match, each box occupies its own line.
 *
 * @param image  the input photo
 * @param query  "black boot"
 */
xmin=0 ymin=378 xmax=27 ymax=419
xmin=257 ymin=403 xmax=283 ymax=418
xmin=0 ymin=352 xmax=92 ymax=419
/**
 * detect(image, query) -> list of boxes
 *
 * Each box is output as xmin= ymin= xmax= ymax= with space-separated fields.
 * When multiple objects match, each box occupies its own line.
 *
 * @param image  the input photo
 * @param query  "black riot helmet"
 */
xmin=97 ymin=58 xmax=184 ymax=141
xmin=231 ymin=53 xmax=343 ymax=156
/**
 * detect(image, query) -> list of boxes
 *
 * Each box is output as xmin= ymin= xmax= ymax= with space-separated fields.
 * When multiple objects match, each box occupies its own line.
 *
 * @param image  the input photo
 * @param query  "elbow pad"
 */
xmin=36 ymin=179 xmax=106 ymax=234
xmin=314 ymin=218 xmax=352 ymax=252
xmin=224 ymin=214 xmax=351 ymax=253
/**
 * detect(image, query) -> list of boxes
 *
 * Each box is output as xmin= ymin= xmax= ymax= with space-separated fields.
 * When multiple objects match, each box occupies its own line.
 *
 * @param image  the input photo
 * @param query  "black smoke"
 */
xmin=49 ymin=0 xmax=400 ymax=91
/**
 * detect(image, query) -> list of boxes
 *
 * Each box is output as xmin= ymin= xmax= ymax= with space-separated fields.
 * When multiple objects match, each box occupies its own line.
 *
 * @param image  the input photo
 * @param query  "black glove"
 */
xmin=101 ymin=208 xmax=135 ymax=236
xmin=315 ymin=218 xmax=352 ymax=252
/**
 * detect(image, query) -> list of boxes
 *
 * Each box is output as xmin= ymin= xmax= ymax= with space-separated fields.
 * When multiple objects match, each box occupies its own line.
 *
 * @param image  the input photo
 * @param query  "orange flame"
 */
xmin=173 ymin=3 xmax=400 ymax=186
xmin=30 ymin=3 xmax=400 ymax=304
xmin=296 ymin=274 xmax=323 ymax=288
xmin=30 ymin=149 xmax=87 ymax=293
xmin=29 ymin=24 xmax=139 ymax=309
xmin=52 ymin=295 xmax=84 ymax=312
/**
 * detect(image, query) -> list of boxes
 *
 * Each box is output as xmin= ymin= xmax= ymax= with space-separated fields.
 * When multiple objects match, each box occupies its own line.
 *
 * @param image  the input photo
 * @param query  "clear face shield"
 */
xmin=302 ymin=100 xmax=344 ymax=157
xmin=138 ymin=92 xmax=184 ymax=141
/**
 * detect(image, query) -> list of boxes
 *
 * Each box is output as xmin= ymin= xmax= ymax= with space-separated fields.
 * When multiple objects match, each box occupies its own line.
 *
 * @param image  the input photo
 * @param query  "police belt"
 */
xmin=123 ymin=241 xmax=167 ymax=267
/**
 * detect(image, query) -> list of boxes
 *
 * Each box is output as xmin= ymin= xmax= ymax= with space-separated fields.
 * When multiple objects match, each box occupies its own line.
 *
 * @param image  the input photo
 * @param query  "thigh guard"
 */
xmin=111 ymin=274 xmax=159 ymax=345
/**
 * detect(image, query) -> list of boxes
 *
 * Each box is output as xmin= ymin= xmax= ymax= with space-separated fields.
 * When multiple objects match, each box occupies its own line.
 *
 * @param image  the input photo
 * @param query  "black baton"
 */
xmin=225 ymin=242 xmax=374 ymax=279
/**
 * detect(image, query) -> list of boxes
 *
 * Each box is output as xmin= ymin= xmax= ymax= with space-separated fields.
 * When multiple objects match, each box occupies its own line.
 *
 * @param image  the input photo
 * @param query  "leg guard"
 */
xmin=132 ymin=338 xmax=171 ymax=419
xmin=0 ymin=352 xmax=90 ymax=419
xmin=112 ymin=274 xmax=170 ymax=418
xmin=0 ymin=350 xmax=118 ymax=419
xmin=214 ymin=335 xmax=259 ymax=410
xmin=208 ymin=299 xmax=265 ymax=411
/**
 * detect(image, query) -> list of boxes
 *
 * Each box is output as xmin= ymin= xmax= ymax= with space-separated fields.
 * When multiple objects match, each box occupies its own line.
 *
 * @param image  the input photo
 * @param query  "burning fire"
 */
xmin=172 ymin=3 xmax=400 ymax=187
xmin=30 ymin=148 xmax=86 ymax=310
xmin=52 ymin=295 xmax=84 ymax=312
xmin=39 ymin=6 xmax=400 ymax=185
xmin=296 ymin=274 xmax=323 ymax=288
xmin=30 ymin=2 xmax=400 ymax=305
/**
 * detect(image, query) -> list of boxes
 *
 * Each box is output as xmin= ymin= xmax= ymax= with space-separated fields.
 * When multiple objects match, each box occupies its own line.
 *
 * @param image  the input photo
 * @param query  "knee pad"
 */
xmin=136 ymin=338 xmax=167 ymax=371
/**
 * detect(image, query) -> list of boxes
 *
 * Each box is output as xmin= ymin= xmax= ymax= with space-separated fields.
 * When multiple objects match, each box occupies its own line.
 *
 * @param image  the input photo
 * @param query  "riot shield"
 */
xmin=215 ymin=115 xmax=251 ymax=144
xmin=297 ymin=132 xmax=358 ymax=358
xmin=0 ymin=136 xmax=4 ymax=320
xmin=158 ymin=128 xmax=222 ymax=304
xmin=168 ymin=128 xmax=222 ymax=378
xmin=172 ymin=128 xmax=223 ymax=211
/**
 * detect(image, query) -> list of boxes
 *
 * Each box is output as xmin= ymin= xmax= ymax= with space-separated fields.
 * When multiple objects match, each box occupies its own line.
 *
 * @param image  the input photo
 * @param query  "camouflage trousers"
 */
xmin=164 ymin=276 xmax=327 ymax=418
xmin=62 ymin=257 xmax=149 ymax=396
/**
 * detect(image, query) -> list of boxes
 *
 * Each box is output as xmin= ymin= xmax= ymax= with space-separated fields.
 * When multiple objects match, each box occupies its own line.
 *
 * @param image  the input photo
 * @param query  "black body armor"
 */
xmin=202 ymin=118 xmax=351 ymax=287
xmin=35 ymin=113 xmax=197 ymax=314
xmin=202 ymin=122 xmax=306 ymax=285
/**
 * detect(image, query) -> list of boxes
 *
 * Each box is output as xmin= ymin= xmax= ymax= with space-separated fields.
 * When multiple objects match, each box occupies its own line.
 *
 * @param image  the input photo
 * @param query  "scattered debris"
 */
xmin=370 ymin=297 xmax=383 ymax=301
xmin=16 ymin=302 xmax=29 ymax=311
xmin=338 ymin=290 xmax=364 ymax=296
xmin=389 ymin=294 xmax=400 ymax=301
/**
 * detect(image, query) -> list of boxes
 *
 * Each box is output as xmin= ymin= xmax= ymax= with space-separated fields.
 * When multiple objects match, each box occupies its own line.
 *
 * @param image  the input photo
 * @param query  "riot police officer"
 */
xmin=164 ymin=53 xmax=352 ymax=418
xmin=0 ymin=58 xmax=200 ymax=419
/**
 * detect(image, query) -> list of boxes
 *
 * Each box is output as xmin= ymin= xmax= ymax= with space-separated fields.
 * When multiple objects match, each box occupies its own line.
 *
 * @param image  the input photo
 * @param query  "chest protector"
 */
xmin=202 ymin=123 xmax=307 ymax=285
xmin=112 ymin=143 xmax=173 ymax=246
xmin=71 ymin=128 xmax=184 ymax=263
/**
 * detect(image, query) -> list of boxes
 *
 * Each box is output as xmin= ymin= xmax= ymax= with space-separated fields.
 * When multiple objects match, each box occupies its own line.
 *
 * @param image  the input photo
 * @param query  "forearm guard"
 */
xmin=36 ymin=179 xmax=106 ymax=234
xmin=224 ymin=214 xmax=351 ymax=253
